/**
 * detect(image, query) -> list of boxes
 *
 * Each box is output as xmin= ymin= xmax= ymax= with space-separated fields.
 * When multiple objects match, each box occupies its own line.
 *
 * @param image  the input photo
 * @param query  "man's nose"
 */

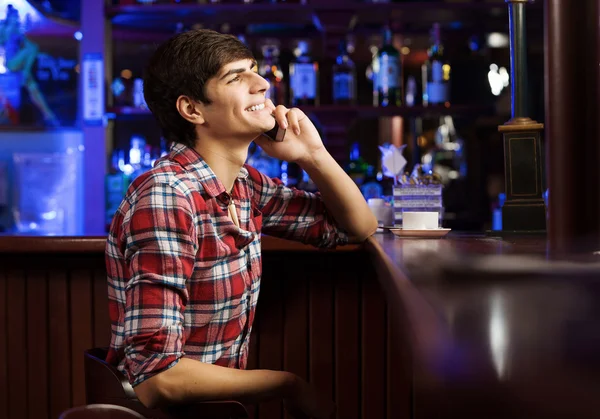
xmin=251 ymin=73 xmax=270 ymax=95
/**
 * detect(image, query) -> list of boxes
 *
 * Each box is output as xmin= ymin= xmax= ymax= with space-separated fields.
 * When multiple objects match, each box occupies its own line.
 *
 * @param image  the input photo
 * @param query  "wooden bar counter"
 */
xmin=366 ymin=233 xmax=600 ymax=419
xmin=2 ymin=233 xmax=600 ymax=419
xmin=0 ymin=235 xmax=404 ymax=419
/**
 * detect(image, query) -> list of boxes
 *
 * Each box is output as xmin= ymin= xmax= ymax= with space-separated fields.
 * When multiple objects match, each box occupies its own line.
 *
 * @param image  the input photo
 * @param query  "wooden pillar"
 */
xmin=545 ymin=0 xmax=600 ymax=253
xmin=79 ymin=0 xmax=109 ymax=235
xmin=499 ymin=0 xmax=546 ymax=233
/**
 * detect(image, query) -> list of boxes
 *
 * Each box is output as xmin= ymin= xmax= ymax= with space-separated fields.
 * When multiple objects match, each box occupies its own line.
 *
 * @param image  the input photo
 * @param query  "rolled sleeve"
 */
xmin=246 ymin=165 xmax=348 ymax=248
xmin=122 ymin=182 xmax=198 ymax=386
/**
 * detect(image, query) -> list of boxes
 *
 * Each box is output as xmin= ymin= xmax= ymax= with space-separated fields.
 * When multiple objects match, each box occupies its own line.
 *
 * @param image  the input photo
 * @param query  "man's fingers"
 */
xmin=286 ymin=109 xmax=300 ymax=136
xmin=273 ymin=105 xmax=289 ymax=130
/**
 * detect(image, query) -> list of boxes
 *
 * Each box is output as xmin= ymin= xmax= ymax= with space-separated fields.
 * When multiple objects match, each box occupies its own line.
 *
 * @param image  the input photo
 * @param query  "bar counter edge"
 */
xmin=0 ymin=235 xmax=362 ymax=253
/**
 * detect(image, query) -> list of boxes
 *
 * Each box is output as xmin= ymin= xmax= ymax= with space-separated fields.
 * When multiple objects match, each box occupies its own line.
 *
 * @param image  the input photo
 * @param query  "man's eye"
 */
xmin=229 ymin=75 xmax=241 ymax=83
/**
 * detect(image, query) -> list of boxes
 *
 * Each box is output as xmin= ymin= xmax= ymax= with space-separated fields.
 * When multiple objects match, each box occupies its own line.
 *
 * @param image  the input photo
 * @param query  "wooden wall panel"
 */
xmin=7 ymin=270 xmax=27 ymax=419
xmin=308 ymin=257 xmax=334 ymax=409
xmin=283 ymin=261 xmax=309 ymax=419
xmin=246 ymin=327 xmax=260 ymax=419
xmin=283 ymin=266 xmax=308 ymax=380
xmin=256 ymin=265 xmax=284 ymax=419
xmin=27 ymin=271 xmax=49 ymax=419
xmin=387 ymin=308 xmax=412 ymax=419
xmin=335 ymin=267 xmax=360 ymax=419
xmin=70 ymin=269 xmax=94 ymax=407
xmin=361 ymin=265 xmax=387 ymax=419
xmin=92 ymin=268 xmax=111 ymax=348
xmin=0 ymin=271 xmax=8 ymax=419
xmin=0 ymin=249 xmax=413 ymax=419
xmin=48 ymin=271 xmax=71 ymax=419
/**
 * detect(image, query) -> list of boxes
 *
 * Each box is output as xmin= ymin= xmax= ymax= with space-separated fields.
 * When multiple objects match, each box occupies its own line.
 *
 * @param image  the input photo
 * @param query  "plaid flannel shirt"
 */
xmin=105 ymin=143 xmax=348 ymax=386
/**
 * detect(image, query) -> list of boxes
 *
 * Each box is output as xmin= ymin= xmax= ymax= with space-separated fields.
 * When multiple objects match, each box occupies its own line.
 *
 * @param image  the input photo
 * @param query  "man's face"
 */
xmin=199 ymin=58 xmax=274 ymax=140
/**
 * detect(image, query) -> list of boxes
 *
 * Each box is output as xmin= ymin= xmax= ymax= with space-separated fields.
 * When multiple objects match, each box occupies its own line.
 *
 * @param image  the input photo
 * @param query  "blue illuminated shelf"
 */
xmin=106 ymin=1 xmax=540 ymax=33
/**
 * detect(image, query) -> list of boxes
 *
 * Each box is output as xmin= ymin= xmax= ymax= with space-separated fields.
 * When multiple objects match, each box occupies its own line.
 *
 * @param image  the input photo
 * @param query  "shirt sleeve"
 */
xmin=121 ymin=181 xmax=198 ymax=386
xmin=245 ymin=165 xmax=348 ymax=248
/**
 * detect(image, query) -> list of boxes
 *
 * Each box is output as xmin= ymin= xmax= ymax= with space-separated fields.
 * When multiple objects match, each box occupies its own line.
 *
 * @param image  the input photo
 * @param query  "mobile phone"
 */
xmin=263 ymin=118 xmax=286 ymax=142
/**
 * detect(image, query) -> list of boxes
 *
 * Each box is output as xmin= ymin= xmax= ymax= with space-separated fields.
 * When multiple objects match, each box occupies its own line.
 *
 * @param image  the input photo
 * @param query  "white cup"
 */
xmin=402 ymin=211 xmax=439 ymax=230
xmin=367 ymin=198 xmax=385 ymax=207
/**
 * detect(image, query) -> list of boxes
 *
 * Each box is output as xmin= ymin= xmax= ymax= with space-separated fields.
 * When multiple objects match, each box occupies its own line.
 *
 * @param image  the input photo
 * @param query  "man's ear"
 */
xmin=176 ymin=95 xmax=205 ymax=125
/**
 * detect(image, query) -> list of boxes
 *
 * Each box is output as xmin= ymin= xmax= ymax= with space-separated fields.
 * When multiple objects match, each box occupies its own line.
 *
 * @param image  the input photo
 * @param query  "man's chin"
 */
xmin=252 ymin=122 xmax=275 ymax=136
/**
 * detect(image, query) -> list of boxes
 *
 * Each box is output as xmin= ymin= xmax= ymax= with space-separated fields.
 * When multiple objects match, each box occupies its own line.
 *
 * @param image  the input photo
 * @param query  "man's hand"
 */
xmin=254 ymin=101 xmax=378 ymax=242
xmin=283 ymin=376 xmax=335 ymax=419
xmin=254 ymin=102 xmax=326 ymax=166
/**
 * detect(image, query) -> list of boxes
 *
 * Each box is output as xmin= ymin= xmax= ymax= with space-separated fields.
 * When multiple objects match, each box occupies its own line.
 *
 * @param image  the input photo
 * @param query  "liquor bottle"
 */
xmin=422 ymin=23 xmax=450 ymax=106
xmin=346 ymin=142 xmax=370 ymax=186
xmin=280 ymin=161 xmax=302 ymax=188
xmin=259 ymin=43 xmax=287 ymax=106
xmin=332 ymin=38 xmax=357 ymax=105
xmin=105 ymin=150 xmax=130 ymax=231
xmin=128 ymin=135 xmax=146 ymax=181
xmin=372 ymin=26 xmax=402 ymax=107
xmin=361 ymin=165 xmax=383 ymax=200
xmin=289 ymin=40 xmax=319 ymax=106
xmin=405 ymin=75 xmax=417 ymax=107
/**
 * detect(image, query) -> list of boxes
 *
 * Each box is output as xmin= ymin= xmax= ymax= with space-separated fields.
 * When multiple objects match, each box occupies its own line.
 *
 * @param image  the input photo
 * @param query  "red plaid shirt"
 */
xmin=105 ymin=143 xmax=347 ymax=386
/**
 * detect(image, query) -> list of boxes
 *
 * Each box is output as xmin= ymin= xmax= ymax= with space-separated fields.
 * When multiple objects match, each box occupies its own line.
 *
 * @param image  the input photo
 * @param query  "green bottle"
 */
xmin=372 ymin=26 xmax=402 ymax=107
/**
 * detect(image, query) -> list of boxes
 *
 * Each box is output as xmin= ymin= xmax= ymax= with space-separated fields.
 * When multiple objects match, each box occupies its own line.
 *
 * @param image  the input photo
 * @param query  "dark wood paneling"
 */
xmin=1 ymin=247 xmax=412 ymax=419
xmin=93 ymin=268 xmax=111 ymax=348
xmin=335 ymin=269 xmax=360 ymax=419
xmin=0 ymin=271 xmax=9 ymax=419
xmin=27 ymin=271 xmax=49 ymax=419
xmin=7 ymin=270 xmax=27 ymax=419
xmin=70 ymin=270 xmax=94 ymax=407
xmin=308 ymin=257 xmax=334 ymax=410
xmin=256 ymin=266 xmax=284 ymax=419
xmin=361 ymin=267 xmax=387 ymax=419
xmin=387 ymin=308 xmax=411 ymax=419
xmin=246 ymin=327 xmax=260 ymax=419
xmin=284 ymin=263 xmax=309 ymax=419
xmin=247 ymin=327 xmax=259 ymax=371
xmin=48 ymin=271 xmax=71 ymax=419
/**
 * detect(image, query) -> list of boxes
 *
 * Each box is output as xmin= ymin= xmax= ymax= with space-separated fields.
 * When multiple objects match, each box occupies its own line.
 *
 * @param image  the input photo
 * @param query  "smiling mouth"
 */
xmin=245 ymin=103 xmax=266 ymax=112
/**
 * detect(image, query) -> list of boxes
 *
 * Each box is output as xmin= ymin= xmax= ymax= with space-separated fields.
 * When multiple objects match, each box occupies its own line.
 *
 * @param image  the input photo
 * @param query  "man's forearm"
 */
xmin=299 ymin=148 xmax=378 ymax=241
xmin=135 ymin=357 xmax=297 ymax=408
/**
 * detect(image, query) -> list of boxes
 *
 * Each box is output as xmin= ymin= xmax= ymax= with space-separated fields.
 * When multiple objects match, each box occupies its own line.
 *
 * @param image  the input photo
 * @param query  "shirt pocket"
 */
xmin=250 ymin=207 xmax=263 ymax=234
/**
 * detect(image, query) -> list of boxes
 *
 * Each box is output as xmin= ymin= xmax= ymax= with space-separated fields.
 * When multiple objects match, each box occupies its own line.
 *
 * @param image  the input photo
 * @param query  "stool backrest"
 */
xmin=84 ymin=348 xmax=137 ymax=401
xmin=59 ymin=404 xmax=146 ymax=419
xmin=83 ymin=347 xmax=249 ymax=419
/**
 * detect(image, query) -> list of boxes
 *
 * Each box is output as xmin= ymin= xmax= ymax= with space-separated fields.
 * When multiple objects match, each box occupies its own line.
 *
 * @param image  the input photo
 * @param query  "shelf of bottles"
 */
xmin=105 ymin=6 xmax=485 ymax=229
xmin=109 ymin=24 xmax=456 ymax=116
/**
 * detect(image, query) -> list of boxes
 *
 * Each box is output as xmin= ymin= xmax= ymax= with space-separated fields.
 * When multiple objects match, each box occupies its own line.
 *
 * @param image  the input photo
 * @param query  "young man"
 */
xmin=105 ymin=29 xmax=378 ymax=418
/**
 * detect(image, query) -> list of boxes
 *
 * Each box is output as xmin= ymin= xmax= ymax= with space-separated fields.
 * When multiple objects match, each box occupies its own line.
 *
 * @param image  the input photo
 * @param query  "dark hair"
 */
xmin=143 ymin=29 xmax=254 ymax=148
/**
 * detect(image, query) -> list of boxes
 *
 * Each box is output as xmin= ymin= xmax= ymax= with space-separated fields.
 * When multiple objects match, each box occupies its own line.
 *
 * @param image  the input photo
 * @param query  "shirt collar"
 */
xmin=169 ymin=142 xmax=249 ymax=198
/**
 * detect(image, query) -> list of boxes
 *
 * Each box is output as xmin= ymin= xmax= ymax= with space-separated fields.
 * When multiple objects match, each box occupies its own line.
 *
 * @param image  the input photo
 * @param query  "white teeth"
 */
xmin=246 ymin=103 xmax=265 ymax=112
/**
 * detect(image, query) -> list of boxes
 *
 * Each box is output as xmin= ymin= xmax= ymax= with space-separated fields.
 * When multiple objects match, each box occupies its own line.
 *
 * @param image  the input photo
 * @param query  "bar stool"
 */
xmin=84 ymin=348 xmax=249 ymax=419
xmin=59 ymin=404 xmax=146 ymax=419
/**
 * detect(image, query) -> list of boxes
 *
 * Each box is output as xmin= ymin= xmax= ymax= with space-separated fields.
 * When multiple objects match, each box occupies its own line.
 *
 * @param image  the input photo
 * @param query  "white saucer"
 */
xmin=387 ymin=228 xmax=451 ymax=238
